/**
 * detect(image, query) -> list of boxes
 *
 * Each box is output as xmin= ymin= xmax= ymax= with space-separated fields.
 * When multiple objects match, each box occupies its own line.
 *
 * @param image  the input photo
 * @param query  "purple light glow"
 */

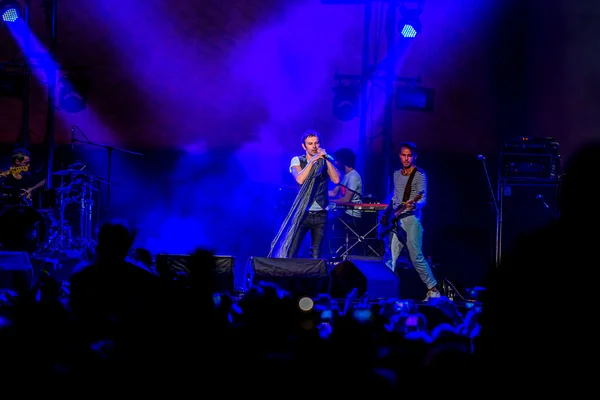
xmin=0 ymin=0 xmax=516 ymax=272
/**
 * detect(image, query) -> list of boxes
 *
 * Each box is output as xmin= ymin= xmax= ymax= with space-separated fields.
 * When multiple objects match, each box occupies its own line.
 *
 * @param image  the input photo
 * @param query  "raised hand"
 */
xmin=316 ymin=148 xmax=328 ymax=159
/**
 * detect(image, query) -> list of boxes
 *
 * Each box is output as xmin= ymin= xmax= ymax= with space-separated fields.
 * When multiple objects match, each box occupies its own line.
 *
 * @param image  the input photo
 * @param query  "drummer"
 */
xmin=0 ymin=148 xmax=37 ymax=206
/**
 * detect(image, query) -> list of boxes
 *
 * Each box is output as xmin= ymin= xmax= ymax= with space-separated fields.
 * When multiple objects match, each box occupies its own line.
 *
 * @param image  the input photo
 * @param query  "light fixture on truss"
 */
xmin=398 ymin=0 xmax=424 ymax=39
xmin=0 ymin=0 xmax=21 ymax=23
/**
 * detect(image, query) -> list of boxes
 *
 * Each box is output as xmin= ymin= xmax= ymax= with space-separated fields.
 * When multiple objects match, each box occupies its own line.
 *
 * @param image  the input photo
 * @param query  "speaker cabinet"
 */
xmin=499 ymin=182 xmax=559 ymax=258
xmin=0 ymin=251 xmax=34 ymax=291
xmin=329 ymin=256 xmax=399 ymax=299
xmin=248 ymin=257 xmax=329 ymax=297
xmin=155 ymin=253 xmax=235 ymax=293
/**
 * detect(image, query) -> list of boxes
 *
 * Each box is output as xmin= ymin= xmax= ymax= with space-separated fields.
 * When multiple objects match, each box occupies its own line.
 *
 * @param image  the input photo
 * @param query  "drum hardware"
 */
xmin=72 ymin=126 xmax=143 ymax=210
xmin=74 ymin=180 xmax=98 ymax=251
xmin=1 ymin=131 xmax=138 ymax=257
xmin=36 ymin=169 xmax=100 ymax=258
xmin=68 ymin=161 xmax=86 ymax=169
xmin=52 ymin=169 xmax=90 ymax=176
xmin=0 ymin=160 xmax=100 ymax=257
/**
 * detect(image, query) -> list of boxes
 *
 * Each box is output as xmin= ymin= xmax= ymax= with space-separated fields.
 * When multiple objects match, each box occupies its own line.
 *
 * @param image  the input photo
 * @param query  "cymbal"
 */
xmin=57 ymin=182 xmax=99 ymax=192
xmin=89 ymin=175 xmax=113 ymax=185
xmin=81 ymin=184 xmax=99 ymax=192
xmin=53 ymin=169 xmax=89 ymax=176
xmin=68 ymin=162 xmax=86 ymax=169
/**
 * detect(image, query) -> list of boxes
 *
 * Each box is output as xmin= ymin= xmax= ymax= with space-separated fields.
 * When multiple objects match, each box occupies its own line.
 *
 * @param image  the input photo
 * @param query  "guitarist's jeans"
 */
xmin=288 ymin=210 xmax=329 ymax=259
xmin=384 ymin=215 xmax=437 ymax=290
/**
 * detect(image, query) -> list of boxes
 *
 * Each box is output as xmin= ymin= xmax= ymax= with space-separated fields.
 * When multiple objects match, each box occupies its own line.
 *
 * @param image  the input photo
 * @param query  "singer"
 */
xmin=269 ymin=129 xmax=340 ymax=259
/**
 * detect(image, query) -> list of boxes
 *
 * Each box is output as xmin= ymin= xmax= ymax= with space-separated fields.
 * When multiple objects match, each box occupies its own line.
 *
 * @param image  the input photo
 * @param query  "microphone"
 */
xmin=536 ymin=194 xmax=544 ymax=200
xmin=477 ymin=155 xmax=486 ymax=161
xmin=325 ymin=154 xmax=335 ymax=163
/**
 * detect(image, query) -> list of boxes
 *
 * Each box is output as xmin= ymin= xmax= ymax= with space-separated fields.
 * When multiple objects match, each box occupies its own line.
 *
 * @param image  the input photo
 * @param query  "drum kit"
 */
xmin=0 ymin=162 xmax=104 ymax=258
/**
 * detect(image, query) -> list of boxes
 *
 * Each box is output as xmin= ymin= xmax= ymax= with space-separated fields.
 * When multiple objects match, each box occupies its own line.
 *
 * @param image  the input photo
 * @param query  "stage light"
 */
xmin=398 ymin=0 xmax=424 ymax=39
xmin=332 ymin=81 xmax=361 ymax=122
xmin=399 ymin=18 xmax=421 ymax=38
xmin=395 ymin=85 xmax=434 ymax=112
xmin=1 ymin=0 xmax=21 ymax=23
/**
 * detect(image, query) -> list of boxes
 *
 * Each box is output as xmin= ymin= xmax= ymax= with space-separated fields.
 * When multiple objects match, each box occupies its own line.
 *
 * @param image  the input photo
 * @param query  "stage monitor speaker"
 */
xmin=214 ymin=255 xmax=235 ymax=293
xmin=0 ymin=251 xmax=34 ymax=291
xmin=155 ymin=253 xmax=235 ymax=293
xmin=249 ymin=257 xmax=329 ymax=298
xmin=330 ymin=255 xmax=399 ymax=299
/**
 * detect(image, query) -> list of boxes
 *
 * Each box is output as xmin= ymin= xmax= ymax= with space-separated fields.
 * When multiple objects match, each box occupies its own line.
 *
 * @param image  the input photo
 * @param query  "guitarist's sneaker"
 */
xmin=424 ymin=289 xmax=441 ymax=301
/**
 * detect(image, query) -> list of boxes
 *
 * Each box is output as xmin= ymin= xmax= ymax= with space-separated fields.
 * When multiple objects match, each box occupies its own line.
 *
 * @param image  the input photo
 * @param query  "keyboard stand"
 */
xmin=334 ymin=214 xmax=382 ymax=259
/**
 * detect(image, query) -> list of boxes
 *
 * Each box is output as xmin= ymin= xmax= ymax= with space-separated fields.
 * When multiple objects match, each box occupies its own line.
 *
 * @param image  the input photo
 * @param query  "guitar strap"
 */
xmin=402 ymin=167 xmax=418 ymax=203
xmin=379 ymin=167 xmax=419 ymax=239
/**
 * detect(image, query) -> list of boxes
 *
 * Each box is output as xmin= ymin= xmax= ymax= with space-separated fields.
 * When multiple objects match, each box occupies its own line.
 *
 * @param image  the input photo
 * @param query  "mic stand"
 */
xmin=480 ymin=158 xmax=498 ymax=215
xmin=72 ymin=129 xmax=143 ymax=211
xmin=336 ymin=183 xmax=364 ymax=198
xmin=479 ymin=156 xmax=500 ymax=267
xmin=334 ymin=183 xmax=381 ymax=202
xmin=536 ymin=195 xmax=557 ymax=220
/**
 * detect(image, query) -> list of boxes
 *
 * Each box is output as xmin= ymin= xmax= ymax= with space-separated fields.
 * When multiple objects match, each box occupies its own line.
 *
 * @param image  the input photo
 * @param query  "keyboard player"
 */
xmin=328 ymin=148 xmax=365 ymax=254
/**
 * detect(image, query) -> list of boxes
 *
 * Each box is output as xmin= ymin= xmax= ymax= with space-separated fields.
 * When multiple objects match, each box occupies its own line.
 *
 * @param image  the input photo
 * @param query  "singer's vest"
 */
xmin=299 ymin=155 xmax=330 ymax=210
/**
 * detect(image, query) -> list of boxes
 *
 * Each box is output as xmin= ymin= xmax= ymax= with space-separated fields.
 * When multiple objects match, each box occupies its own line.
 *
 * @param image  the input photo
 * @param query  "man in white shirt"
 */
xmin=328 ymin=148 xmax=365 ymax=256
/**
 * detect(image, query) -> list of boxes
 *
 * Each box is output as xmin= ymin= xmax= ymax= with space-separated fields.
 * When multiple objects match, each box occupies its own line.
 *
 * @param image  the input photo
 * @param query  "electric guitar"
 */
xmin=378 ymin=190 xmax=425 ymax=239
xmin=0 ymin=165 xmax=30 ymax=178
xmin=20 ymin=179 xmax=47 ymax=205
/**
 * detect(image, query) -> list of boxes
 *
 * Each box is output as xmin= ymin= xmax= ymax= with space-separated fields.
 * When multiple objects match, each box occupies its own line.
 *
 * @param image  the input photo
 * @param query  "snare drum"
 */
xmin=0 ymin=205 xmax=53 ymax=253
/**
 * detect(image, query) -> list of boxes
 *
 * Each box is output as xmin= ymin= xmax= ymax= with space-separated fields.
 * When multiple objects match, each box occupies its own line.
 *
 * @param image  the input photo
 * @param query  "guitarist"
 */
xmin=0 ymin=148 xmax=43 ymax=206
xmin=380 ymin=142 xmax=440 ymax=301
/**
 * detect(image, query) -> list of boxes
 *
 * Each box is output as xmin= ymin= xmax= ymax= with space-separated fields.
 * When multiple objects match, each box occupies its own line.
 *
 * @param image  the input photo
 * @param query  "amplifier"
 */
xmin=500 ymin=153 xmax=560 ymax=180
xmin=503 ymin=136 xmax=560 ymax=155
xmin=500 ymin=137 xmax=560 ymax=179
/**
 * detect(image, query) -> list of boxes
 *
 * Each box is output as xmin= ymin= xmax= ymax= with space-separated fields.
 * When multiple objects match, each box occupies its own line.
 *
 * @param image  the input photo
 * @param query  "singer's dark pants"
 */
xmin=288 ymin=210 xmax=328 ymax=259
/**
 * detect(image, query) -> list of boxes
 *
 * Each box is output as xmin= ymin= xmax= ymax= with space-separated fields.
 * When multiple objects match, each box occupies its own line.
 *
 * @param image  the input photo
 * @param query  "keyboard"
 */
xmin=331 ymin=202 xmax=388 ymax=211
